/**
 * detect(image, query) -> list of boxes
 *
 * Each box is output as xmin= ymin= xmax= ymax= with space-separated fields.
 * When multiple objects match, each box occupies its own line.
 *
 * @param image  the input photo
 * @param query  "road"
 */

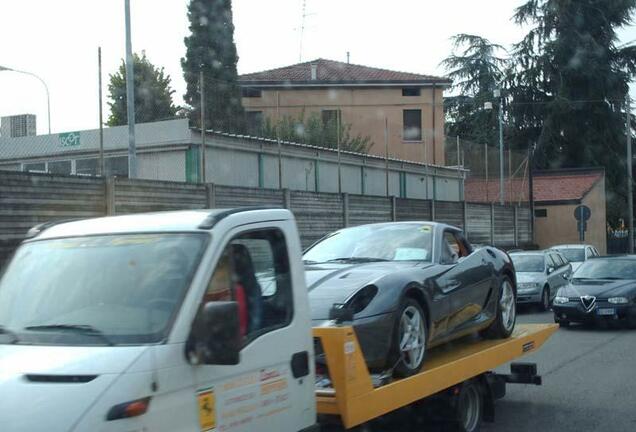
xmin=481 ymin=306 xmax=636 ymax=432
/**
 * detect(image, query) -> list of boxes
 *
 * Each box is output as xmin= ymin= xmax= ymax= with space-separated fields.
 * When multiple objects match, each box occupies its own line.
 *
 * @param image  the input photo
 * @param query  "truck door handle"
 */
xmin=291 ymin=351 xmax=309 ymax=379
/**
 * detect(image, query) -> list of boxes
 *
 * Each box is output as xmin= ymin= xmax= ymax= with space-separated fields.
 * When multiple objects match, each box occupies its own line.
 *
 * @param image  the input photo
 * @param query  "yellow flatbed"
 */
xmin=313 ymin=323 xmax=558 ymax=429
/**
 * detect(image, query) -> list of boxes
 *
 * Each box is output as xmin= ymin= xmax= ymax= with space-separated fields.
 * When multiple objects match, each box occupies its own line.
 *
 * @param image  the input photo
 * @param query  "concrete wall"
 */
xmin=534 ymin=178 xmax=607 ymax=253
xmin=242 ymin=87 xmax=445 ymax=165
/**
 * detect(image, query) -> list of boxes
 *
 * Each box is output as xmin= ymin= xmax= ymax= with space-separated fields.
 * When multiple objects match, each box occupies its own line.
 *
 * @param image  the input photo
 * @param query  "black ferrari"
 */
xmin=553 ymin=255 xmax=636 ymax=328
xmin=303 ymin=222 xmax=517 ymax=377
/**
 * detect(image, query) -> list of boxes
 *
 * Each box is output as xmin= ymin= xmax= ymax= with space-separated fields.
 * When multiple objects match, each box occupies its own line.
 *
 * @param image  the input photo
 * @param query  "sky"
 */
xmin=1 ymin=0 xmax=636 ymax=135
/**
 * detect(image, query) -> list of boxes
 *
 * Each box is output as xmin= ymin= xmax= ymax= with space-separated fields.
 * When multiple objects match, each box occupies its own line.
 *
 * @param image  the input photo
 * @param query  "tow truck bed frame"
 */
xmin=313 ymin=323 xmax=557 ymax=429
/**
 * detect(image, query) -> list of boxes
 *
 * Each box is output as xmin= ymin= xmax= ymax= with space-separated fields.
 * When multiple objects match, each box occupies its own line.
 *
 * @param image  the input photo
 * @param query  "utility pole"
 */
xmin=627 ymin=95 xmax=634 ymax=254
xmin=98 ymin=47 xmax=104 ymax=176
xmin=385 ymin=118 xmax=389 ymax=197
xmin=529 ymin=143 xmax=536 ymax=245
xmin=337 ymin=111 xmax=342 ymax=193
xmin=199 ymin=69 xmax=206 ymax=183
xmin=124 ymin=0 xmax=137 ymax=178
xmin=495 ymin=88 xmax=504 ymax=205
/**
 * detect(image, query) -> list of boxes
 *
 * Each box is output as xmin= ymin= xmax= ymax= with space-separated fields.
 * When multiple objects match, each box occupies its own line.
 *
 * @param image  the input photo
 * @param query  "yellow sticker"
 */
xmin=197 ymin=389 xmax=216 ymax=431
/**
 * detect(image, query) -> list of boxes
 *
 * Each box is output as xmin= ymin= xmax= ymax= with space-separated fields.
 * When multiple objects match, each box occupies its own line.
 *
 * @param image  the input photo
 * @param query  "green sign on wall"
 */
xmin=59 ymin=132 xmax=80 ymax=147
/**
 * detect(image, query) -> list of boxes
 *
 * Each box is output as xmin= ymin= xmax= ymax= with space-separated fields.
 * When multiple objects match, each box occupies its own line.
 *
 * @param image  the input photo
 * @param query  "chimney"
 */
xmin=310 ymin=63 xmax=317 ymax=80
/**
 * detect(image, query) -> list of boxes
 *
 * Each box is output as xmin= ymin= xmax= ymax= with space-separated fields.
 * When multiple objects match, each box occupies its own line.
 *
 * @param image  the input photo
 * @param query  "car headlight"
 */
xmin=608 ymin=297 xmax=629 ymax=304
xmin=518 ymin=282 xmax=541 ymax=290
xmin=346 ymin=285 xmax=378 ymax=314
xmin=554 ymin=296 xmax=569 ymax=304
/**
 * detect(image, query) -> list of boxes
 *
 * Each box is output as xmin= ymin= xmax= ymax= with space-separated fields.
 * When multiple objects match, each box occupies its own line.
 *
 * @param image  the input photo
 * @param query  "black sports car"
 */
xmin=303 ymin=222 xmax=517 ymax=377
xmin=553 ymin=255 xmax=636 ymax=328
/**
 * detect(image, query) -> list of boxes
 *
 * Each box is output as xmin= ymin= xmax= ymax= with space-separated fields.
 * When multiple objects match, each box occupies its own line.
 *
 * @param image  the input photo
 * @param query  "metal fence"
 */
xmin=0 ymin=170 xmax=532 ymax=268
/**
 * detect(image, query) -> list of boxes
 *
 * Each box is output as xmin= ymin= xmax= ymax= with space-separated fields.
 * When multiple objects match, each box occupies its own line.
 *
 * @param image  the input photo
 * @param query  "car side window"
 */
xmin=441 ymin=230 xmax=469 ymax=264
xmin=552 ymin=253 xmax=565 ymax=267
xmin=545 ymin=254 xmax=556 ymax=269
xmin=200 ymin=228 xmax=293 ymax=345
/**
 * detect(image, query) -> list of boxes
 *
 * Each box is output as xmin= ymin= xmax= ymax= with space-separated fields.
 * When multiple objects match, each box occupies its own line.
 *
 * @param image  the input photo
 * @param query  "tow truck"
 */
xmin=0 ymin=208 xmax=556 ymax=432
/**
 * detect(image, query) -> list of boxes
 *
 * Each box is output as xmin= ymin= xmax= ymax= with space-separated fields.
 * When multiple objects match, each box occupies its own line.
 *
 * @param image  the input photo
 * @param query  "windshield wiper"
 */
xmin=325 ymin=257 xmax=390 ymax=263
xmin=0 ymin=325 xmax=20 ymax=344
xmin=302 ymin=259 xmax=320 ymax=265
xmin=24 ymin=324 xmax=114 ymax=346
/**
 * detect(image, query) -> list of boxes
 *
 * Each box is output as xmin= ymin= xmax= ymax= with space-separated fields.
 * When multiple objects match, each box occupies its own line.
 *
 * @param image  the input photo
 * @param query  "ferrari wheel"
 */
xmin=483 ymin=277 xmax=516 ymax=339
xmin=391 ymin=298 xmax=427 ymax=377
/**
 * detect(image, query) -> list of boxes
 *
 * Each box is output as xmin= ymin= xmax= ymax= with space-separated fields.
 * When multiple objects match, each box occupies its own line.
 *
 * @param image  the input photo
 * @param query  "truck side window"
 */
xmin=202 ymin=228 xmax=293 ymax=346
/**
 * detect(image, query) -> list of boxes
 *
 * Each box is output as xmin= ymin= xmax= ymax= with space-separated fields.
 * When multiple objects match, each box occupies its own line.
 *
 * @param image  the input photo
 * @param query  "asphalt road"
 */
xmin=481 ymin=305 xmax=636 ymax=432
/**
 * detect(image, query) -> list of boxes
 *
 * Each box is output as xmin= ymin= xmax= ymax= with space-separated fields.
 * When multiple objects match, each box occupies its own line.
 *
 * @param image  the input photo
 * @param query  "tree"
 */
xmin=181 ymin=0 xmax=244 ymax=132
xmin=106 ymin=52 xmax=178 ymax=126
xmin=508 ymin=0 xmax=636 ymax=222
xmin=260 ymin=112 xmax=372 ymax=153
xmin=441 ymin=34 xmax=509 ymax=172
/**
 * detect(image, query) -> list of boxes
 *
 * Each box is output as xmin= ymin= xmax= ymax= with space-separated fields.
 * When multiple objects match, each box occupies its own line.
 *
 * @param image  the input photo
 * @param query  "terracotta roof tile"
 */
xmin=464 ymin=171 xmax=603 ymax=204
xmin=239 ymin=58 xmax=450 ymax=85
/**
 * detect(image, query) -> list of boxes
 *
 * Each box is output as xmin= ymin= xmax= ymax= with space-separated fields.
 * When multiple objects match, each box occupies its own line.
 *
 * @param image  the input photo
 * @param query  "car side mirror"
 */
xmin=547 ymin=267 xmax=555 ymax=275
xmin=187 ymin=301 xmax=241 ymax=366
xmin=329 ymin=303 xmax=354 ymax=324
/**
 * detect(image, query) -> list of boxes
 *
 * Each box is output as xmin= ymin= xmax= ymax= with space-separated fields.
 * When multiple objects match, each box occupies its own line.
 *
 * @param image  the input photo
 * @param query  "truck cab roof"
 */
xmin=30 ymin=208 xmax=291 ymax=240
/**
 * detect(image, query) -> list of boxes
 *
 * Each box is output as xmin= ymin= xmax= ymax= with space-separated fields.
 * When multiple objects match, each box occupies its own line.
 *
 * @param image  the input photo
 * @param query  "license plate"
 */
xmin=597 ymin=308 xmax=615 ymax=316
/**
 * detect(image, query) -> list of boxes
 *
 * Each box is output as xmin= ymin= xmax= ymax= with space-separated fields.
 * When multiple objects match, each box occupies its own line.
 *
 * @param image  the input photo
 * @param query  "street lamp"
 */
xmin=484 ymin=88 xmax=505 ymax=205
xmin=0 ymin=66 xmax=51 ymax=134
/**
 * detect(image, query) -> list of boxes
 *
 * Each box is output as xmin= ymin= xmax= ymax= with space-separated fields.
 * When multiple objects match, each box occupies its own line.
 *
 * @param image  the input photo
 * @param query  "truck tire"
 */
xmin=452 ymin=381 xmax=483 ymax=432
xmin=482 ymin=277 xmax=516 ymax=339
xmin=390 ymin=298 xmax=428 ymax=377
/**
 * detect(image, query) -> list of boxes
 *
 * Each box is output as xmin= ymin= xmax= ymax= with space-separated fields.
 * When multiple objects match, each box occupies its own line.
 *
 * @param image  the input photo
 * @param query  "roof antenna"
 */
xmin=347 ymin=51 xmax=350 ymax=64
xmin=298 ymin=0 xmax=307 ymax=62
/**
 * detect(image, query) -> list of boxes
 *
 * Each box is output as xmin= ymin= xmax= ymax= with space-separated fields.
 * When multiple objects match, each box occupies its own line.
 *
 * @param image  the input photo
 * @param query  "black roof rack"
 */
xmin=198 ymin=206 xmax=283 ymax=229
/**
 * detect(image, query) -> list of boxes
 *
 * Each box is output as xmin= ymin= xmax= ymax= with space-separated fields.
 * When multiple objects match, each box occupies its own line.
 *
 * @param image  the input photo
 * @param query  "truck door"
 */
xmin=191 ymin=222 xmax=314 ymax=432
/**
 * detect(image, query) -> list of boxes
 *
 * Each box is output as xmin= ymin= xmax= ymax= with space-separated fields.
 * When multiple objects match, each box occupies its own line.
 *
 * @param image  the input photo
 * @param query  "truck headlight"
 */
xmin=608 ymin=297 xmax=629 ymax=304
xmin=554 ymin=296 xmax=569 ymax=304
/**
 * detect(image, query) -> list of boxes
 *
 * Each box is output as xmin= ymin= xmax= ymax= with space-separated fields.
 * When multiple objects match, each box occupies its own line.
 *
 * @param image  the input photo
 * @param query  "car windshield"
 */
xmin=0 ymin=233 xmax=206 ymax=345
xmin=572 ymin=259 xmax=636 ymax=280
xmin=554 ymin=248 xmax=585 ymax=262
xmin=303 ymin=224 xmax=433 ymax=263
xmin=511 ymin=254 xmax=545 ymax=272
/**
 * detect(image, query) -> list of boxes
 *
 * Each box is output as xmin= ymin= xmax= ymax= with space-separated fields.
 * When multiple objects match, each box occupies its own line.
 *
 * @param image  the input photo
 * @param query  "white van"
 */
xmin=0 ymin=209 xmax=316 ymax=432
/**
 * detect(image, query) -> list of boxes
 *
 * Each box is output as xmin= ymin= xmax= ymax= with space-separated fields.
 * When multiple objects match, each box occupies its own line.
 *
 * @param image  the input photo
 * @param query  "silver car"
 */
xmin=550 ymin=244 xmax=600 ymax=272
xmin=510 ymin=250 xmax=572 ymax=310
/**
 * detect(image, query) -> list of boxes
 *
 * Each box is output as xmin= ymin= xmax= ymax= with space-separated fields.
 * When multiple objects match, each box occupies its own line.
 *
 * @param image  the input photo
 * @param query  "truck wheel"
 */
xmin=454 ymin=381 xmax=483 ymax=432
xmin=539 ymin=286 xmax=550 ymax=312
xmin=482 ymin=277 xmax=516 ymax=339
xmin=390 ymin=298 xmax=427 ymax=377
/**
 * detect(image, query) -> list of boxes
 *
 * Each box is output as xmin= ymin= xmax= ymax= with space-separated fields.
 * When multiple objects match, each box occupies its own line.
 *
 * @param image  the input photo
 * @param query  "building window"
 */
xmin=241 ymin=88 xmax=262 ymax=98
xmin=535 ymin=209 xmax=547 ymax=218
xmin=246 ymin=111 xmax=264 ymax=135
xmin=105 ymin=156 xmax=129 ymax=178
xmin=403 ymin=109 xmax=422 ymax=141
xmin=402 ymin=88 xmax=421 ymax=97
xmin=23 ymin=162 xmax=46 ymax=173
xmin=321 ymin=109 xmax=341 ymax=126
xmin=48 ymin=160 xmax=72 ymax=175
xmin=76 ymin=158 xmax=98 ymax=176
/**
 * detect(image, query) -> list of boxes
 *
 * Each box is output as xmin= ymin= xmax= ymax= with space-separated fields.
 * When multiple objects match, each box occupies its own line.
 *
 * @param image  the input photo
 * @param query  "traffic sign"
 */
xmin=574 ymin=205 xmax=591 ymax=221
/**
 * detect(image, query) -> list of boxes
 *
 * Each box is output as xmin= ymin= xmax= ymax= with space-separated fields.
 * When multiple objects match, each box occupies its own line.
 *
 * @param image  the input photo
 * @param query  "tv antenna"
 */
xmin=299 ymin=0 xmax=307 ymax=62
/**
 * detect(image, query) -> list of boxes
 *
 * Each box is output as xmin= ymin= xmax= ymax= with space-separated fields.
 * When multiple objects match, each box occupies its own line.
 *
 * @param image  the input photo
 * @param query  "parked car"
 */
xmin=553 ymin=255 xmax=636 ymax=328
xmin=509 ymin=250 xmax=572 ymax=310
xmin=302 ymin=222 xmax=517 ymax=377
xmin=550 ymin=244 xmax=600 ymax=272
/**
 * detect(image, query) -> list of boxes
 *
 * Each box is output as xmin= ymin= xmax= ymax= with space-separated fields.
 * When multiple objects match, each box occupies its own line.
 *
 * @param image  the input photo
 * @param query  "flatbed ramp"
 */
xmin=313 ymin=323 xmax=557 ymax=428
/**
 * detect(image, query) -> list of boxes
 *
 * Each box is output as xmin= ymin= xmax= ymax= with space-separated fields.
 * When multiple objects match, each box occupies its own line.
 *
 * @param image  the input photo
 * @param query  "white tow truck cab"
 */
xmin=0 ymin=208 xmax=556 ymax=432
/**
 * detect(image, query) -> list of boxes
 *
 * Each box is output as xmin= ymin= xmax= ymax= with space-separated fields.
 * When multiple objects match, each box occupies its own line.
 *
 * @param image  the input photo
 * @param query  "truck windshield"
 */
xmin=510 ymin=255 xmax=545 ymax=273
xmin=303 ymin=223 xmax=433 ymax=263
xmin=0 ymin=233 xmax=206 ymax=346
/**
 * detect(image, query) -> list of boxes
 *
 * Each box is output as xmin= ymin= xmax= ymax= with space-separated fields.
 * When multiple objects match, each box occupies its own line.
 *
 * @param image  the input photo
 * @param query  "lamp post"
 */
xmin=484 ymin=87 xmax=505 ymax=205
xmin=0 ymin=66 xmax=51 ymax=134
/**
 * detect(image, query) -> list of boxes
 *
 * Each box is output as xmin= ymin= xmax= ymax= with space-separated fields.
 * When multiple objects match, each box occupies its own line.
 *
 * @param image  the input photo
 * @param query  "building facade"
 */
xmin=239 ymin=59 xmax=451 ymax=165
xmin=1 ymin=114 xmax=36 ymax=138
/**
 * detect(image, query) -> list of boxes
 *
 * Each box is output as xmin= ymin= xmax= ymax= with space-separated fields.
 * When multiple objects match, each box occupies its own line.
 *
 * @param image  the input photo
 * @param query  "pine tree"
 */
xmin=181 ymin=0 xmax=244 ymax=132
xmin=106 ymin=52 xmax=177 ymax=126
xmin=508 ymin=0 xmax=636 ymax=222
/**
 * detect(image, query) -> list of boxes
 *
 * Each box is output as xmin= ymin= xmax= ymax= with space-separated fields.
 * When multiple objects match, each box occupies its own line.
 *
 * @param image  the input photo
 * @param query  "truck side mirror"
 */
xmin=329 ymin=303 xmax=354 ymax=324
xmin=187 ymin=301 xmax=241 ymax=365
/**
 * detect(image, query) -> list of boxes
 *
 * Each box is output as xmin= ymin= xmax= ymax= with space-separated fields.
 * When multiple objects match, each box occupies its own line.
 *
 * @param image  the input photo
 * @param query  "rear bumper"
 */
xmin=517 ymin=291 xmax=542 ymax=304
xmin=553 ymin=302 xmax=636 ymax=324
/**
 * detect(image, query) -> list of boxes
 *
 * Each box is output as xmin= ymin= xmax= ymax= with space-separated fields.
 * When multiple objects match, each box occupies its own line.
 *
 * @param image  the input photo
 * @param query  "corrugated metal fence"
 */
xmin=0 ymin=171 xmax=533 ymax=266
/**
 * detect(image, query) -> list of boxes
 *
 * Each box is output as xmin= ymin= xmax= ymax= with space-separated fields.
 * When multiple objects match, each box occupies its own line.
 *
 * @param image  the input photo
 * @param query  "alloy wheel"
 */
xmin=399 ymin=305 xmax=426 ymax=370
xmin=500 ymin=280 xmax=516 ymax=333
